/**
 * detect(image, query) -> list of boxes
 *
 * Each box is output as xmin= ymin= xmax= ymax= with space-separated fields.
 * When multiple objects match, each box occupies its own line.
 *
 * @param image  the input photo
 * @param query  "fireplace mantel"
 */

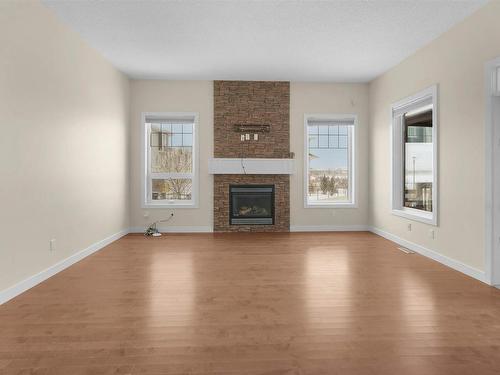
xmin=208 ymin=158 xmax=295 ymax=175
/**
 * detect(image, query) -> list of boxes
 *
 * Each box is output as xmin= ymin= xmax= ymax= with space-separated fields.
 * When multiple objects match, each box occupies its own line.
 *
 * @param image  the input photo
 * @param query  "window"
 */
xmin=391 ymin=85 xmax=437 ymax=225
xmin=142 ymin=113 xmax=198 ymax=208
xmin=304 ymin=114 xmax=356 ymax=207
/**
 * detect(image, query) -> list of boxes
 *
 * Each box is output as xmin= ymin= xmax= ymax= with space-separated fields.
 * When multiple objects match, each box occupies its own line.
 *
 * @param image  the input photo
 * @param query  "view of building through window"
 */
xmin=403 ymin=108 xmax=433 ymax=212
xmin=306 ymin=118 xmax=353 ymax=205
xmin=148 ymin=120 xmax=194 ymax=202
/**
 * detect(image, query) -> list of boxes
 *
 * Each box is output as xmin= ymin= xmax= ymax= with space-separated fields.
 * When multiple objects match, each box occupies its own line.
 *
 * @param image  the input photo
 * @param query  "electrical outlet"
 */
xmin=407 ymin=223 xmax=412 ymax=232
xmin=49 ymin=239 xmax=56 ymax=252
xmin=143 ymin=212 xmax=149 ymax=219
xmin=429 ymin=229 xmax=435 ymax=239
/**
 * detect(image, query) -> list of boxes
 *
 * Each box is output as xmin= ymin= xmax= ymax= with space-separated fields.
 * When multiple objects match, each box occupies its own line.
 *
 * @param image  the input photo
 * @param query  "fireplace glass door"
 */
xmin=230 ymin=185 xmax=274 ymax=225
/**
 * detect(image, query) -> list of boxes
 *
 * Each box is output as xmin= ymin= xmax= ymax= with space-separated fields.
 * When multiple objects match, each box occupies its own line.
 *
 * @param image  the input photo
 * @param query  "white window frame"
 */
xmin=391 ymin=85 xmax=438 ymax=225
xmin=485 ymin=57 xmax=500 ymax=285
xmin=303 ymin=113 xmax=357 ymax=208
xmin=141 ymin=112 xmax=199 ymax=209
xmin=493 ymin=65 xmax=500 ymax=96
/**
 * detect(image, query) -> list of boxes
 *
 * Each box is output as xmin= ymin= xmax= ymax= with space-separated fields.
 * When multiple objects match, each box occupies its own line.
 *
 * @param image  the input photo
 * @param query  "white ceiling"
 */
xmin=42 ymin=0 xmax=487 ymax=82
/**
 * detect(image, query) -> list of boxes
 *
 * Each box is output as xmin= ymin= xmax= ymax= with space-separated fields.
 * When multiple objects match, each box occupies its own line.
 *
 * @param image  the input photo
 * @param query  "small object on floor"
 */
xmin=145 ymin=226 xmax=161 ymax=237
xmin=397 ymin=246 xmax=415 ymax=254
xmin=145 ymin=213 xmax=174 ymax=237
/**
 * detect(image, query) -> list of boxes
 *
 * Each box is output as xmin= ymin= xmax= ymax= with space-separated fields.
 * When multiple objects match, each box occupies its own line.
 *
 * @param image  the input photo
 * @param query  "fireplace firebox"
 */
xmin=229 ymin=185 xmax=274 ymax=225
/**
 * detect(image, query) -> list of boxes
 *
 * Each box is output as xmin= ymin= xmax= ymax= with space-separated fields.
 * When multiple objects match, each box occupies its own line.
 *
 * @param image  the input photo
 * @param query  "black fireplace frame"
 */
xmin=229 ymin=184 xmax=275 ymax=225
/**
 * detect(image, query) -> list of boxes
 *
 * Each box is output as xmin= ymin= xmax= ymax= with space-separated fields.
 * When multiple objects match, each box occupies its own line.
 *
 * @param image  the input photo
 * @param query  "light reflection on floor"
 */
xmin=148 ymin=250 xmax=194 ymax=326
xmin=305 ymin=246 xmax=351 ymax=324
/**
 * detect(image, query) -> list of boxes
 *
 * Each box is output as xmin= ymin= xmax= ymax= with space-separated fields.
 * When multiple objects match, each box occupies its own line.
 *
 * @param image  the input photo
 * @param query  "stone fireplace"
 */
xmin=212 ymin=80 xmax=291 ymax=232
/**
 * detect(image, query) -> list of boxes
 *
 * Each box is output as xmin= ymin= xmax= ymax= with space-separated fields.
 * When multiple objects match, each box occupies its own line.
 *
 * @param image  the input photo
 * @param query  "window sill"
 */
xmin=305 ymin=202 xmax=357 ymax=209
xmin=143 ymin=202 xmax=198 ymax=209
xmin=392 ymin=208 xmax=436 ymax=226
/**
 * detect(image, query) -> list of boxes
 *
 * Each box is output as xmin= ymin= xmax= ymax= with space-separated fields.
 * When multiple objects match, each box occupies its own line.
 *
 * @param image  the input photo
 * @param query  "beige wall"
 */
xmin=129 ymin=81 xmax=214 ymax=230
xmin=290 ymin=83 xmax=369 ymax=228
xmin=130 ymin=81 xmax=369 ymax=230
xmin=369 ymin=1 xmax=500 ymax=272
xmin=0 ymin=1 xmax=130 ymax=291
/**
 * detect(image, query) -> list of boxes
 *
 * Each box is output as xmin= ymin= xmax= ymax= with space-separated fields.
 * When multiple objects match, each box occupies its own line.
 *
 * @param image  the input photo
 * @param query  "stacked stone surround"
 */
xmin=213 ymin=81 xmax=290 ymax=232
xmin=214 ymin=81 xmax=290 ymax=158
xmin=214 ymin=174 xmax=290 ymax=232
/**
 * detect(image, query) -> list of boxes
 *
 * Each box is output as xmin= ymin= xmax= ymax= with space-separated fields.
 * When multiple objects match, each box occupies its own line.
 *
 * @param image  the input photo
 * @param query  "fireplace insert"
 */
xmin=229 ymin=185 xmax=274 ymax=225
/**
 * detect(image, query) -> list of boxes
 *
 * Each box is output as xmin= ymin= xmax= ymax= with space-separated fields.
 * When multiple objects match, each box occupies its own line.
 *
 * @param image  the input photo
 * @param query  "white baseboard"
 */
xmin=0 ymin=229 xmax=129 ymax=305
xmin=133 ymin=225 xmax=368 ymax=233
xmin=129 ymin=226 xmax=213 ymax=233
xmin=290 ymin=225 xmax=369 ymax=232
xmin=370 ymin=226 xmax=487 ymax=284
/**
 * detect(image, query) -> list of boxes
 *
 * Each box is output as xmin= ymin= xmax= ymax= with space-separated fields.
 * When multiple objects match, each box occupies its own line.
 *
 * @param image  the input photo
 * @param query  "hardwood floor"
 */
xmin=1 ymin=232 xmax=500 ymax=375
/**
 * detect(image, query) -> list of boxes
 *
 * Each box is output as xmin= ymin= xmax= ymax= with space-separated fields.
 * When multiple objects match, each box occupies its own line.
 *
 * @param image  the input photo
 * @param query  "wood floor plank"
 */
xmin=1 ymin=232 xmax=499 ymax=374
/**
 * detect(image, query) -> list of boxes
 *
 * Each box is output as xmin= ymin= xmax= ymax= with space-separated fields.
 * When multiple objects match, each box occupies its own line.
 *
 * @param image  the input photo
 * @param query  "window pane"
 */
xmin=329 ymin=135 xmax=338 ymax=148
xmin=183 ymin=133 xmax=193 ymax=146
xmin=161 ymin=123 xmax=171 ymax=133
xmin=172 ymin=123 xmax=183 ymax=133
xmin=338 ymin=125 xmax=348 ymax=135
xmin=406 ymin=126 xmax=432 ymax=143
xmin=318 ymin=135 xmax=329 ymax=148
xmin=308 ymin=123 xmax=351 ymax=205
xmin=403 ymin=109 xmax=433 ymax=212
xmin=318 ymin=125 xmax=329 ymax=134
xmin=150 ymin=123 xmax=160 ymax=132
xmin=308 ymin=125 xmax=318 ymax=135
xmin=171 ymin=134 xmax=183 ymax=147
xmin=150 ymin=132 xmax=161 ymax=148
xmin=151 ymin=146 xmax=192 ymax=173
xmin=183 ymin=123 xmax=193 ymax=134
xmin=329 ymin=125 xmax=338 ymax=135
xmin=309 ymin=135 xmax=318 ymax=148
xmin=338 ymin=136 xmax=348 ymax=149
xmin=152 ymin=178 xmax=192 ymax=201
